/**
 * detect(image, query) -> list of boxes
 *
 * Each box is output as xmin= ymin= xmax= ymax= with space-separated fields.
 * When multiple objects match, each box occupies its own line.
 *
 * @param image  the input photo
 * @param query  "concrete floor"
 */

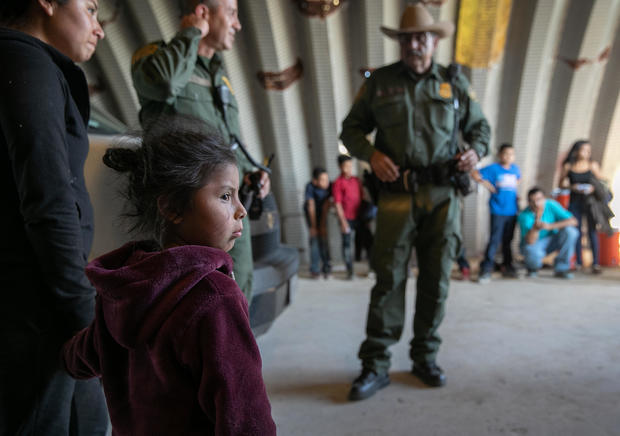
xmin=257 ymin=265 xmax=620 ymax=436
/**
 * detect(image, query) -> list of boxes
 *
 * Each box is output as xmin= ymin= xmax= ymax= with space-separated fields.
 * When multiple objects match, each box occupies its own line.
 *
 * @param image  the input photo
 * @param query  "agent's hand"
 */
xmin=370 ymin=150 xmax=399 ymax=182
xmin=341 ymin=221 xmax=350 ymax=234
xmin=309 ymin=226 xmax=318 ymax=237
xmin=180 ymin=13 xmax=209 ymax=37
xmin=257 ymin=171 xmax=270 ymax=199
xmin=244 ymin=171 xmax=271 ymax=199
xmin=455 ymin=149 xmax=479 ymax=172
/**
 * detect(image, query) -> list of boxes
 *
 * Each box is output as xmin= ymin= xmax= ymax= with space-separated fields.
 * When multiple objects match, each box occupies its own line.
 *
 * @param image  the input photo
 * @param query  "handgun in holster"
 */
xmin=446 ymin=63 xmax=473 ymax=196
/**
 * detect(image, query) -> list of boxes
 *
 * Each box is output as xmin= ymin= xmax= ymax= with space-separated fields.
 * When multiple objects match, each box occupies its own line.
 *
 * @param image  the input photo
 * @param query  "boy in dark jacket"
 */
xmin=304 ymin=167 xmax=332 ymax=278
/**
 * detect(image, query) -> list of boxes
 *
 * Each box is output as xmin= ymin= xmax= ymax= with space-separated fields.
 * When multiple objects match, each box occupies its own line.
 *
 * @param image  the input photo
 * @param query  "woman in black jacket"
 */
xmin=0 ymin=1 xmax=107 ymax=434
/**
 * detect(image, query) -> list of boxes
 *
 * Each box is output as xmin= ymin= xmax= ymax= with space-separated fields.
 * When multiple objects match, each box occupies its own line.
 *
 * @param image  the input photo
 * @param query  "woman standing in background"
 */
xmin=0 ymin=1 xmax=108 ymax=434
xmin=560 ymin=140 xmax=603 ymax=274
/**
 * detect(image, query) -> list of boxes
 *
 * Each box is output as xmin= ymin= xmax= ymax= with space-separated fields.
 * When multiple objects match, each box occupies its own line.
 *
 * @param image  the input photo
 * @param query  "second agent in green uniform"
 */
xmin=340 ymin=4 xmax=490 ymax=400
xmin=130 ymin=0 xmax=269 ymax=303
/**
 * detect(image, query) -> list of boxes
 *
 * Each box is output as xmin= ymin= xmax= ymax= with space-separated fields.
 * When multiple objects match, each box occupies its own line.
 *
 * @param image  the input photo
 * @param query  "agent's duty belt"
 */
xmin=363 ymin=162 xmax=472 ymax=201
xmin=404 ymin=164 xmax=453 ymax=190
xmin=370 ymin=163 xmax=453 ymax=194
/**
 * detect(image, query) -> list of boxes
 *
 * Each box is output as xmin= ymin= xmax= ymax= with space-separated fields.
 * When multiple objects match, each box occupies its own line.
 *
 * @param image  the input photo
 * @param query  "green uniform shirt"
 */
xmin=131 ymin=26 xmax=253 ymax=176
xmin=340 ymin=61 xmax=490 ymax=168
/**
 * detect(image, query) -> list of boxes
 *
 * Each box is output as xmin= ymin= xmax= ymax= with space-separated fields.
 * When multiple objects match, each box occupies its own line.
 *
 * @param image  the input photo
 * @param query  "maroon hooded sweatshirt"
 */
xmin=62 ymin=241 xmax=276 ymax=435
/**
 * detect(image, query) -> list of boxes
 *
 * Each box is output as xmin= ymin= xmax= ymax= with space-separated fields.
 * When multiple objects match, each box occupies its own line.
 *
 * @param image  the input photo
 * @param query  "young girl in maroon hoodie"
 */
xmin=62 ymin=117 xmax=276 ymax=435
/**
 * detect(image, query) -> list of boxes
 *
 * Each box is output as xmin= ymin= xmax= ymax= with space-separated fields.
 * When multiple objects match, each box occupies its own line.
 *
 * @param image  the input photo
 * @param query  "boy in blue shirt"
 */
xmin=518 ymin=187 xmax=579 ymax=278
xmin=473 ymin=143 xmax=521 ymax=283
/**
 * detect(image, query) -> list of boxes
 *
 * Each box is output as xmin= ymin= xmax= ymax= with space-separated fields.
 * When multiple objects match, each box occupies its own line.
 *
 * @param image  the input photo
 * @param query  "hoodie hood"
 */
xmin=86 ymin=241 xmax=233 ymax=349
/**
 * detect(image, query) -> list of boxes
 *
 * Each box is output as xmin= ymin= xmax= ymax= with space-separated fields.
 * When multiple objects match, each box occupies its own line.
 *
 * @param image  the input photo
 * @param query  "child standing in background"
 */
xmin=333 ymin=155 xmax=363 ymax=280
xmin=62 ymin=118 xmax=276 ymax=435
xmin=304 ymin=167 xmax=332 ymax=278
xmin=473 ymin=143 xmax=521 ymax=283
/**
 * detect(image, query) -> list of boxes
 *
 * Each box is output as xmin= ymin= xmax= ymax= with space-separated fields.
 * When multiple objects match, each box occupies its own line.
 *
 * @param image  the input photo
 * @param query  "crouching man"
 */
xmin=518 ymin=187 xmax=579 ymax=278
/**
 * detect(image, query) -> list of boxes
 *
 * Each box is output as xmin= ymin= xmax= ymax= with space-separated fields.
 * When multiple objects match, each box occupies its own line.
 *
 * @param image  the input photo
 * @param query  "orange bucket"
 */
xmin=555 ymin=190 xmax=570 ymax=209
xmin=598 ymin=231 xmax=619 ymax=266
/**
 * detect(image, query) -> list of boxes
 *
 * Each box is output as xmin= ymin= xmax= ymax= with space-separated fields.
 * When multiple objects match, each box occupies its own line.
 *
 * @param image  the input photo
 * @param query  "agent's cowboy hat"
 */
xmin=381 ymin=4 xmax=454 ymax=39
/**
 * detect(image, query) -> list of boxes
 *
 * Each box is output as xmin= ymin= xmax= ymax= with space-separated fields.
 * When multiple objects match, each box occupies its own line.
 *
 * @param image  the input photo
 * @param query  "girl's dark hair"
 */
xmin=103 ymin=115 xmax=236 ymax=245
xmin=563 ymin=139 xmax=590 ymax=165
xmin=0 ymin=0 xmax=68 ymax=26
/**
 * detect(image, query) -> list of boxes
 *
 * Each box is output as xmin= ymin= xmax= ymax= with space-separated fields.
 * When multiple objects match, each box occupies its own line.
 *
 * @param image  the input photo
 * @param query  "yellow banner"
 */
xmin=455 ymin=0 xmax=512 ymax=68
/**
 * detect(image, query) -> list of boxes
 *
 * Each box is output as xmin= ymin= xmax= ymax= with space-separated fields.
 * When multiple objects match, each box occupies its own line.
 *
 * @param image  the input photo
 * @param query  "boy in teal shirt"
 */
xmin=517 ymin=187 xmax=578 ymax=278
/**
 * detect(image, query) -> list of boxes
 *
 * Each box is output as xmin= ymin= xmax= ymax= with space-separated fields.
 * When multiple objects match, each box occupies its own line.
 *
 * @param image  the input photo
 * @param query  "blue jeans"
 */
xmin=306 ymin=210 xmax=331 ymax=275
xmin=480 ymin=214 xmax=517 ymax=273
xmin=569 ymin=203 xmax=599 ymax=266
xmin=521 ymin=226 xmax=579 ymax=272
xmin=309 ymin=235 xmax=331 ymax=274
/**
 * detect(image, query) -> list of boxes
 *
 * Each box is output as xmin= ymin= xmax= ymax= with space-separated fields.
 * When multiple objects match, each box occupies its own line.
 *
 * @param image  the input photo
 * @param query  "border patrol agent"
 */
xmin=131 ymin=0 xmax=268 ymax=303
xmin=341 ymin=4 xmax=490 ymax=400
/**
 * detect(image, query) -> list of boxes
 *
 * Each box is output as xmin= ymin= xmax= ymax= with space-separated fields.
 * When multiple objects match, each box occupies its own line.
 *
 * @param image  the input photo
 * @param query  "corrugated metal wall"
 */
xmin=84 ymin=0 xmax=620 ymax=264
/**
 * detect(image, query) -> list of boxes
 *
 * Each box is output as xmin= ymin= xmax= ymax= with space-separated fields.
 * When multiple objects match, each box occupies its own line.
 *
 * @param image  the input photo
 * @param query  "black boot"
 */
xmin=412 ymin=362 xmax=446 ymax=387
xmin=348 ymin=369 xmax=390 ymax=401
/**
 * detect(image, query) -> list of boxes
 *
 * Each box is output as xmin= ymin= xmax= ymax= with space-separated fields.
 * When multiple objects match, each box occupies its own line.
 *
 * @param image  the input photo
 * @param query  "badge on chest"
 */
xmin=439 ymin=82 xmax=452 ymax=99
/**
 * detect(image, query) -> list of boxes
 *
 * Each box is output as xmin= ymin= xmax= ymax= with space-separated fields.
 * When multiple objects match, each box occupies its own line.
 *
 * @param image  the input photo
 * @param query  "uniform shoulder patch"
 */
xmin=131 ymin=43 xmax=159 ymax=65
xmin=222 ymin=76 xmax=235 ymax=95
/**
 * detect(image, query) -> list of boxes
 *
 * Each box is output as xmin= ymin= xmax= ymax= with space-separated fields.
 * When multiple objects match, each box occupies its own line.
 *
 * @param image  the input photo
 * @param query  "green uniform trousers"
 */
xmin=359 ymin=185 xmax=461 ymax=374
xmin=230 ymin=213 xmax=253 ymax=303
